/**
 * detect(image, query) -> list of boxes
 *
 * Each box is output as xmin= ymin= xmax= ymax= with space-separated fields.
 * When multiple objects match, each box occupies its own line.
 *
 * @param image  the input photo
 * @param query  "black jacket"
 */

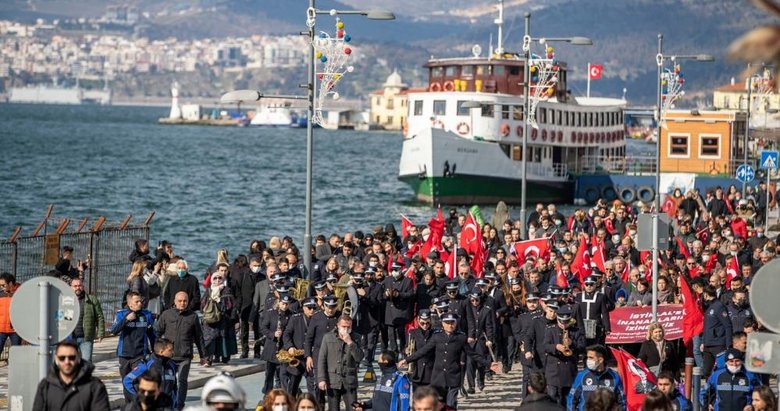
xmin=406 ymin=329 xmax=486 ymax=388
xmin=408 ymin=327 xmax=435 ymax=385
xmin=381 ymin=276 xmax=415 ymax=325
xmin=517 ymin=393 xmax=566 ymax=411
xmin=155 ymin=307 xmax=204 ymax=361
xmin=231 ymin=267 xmax=257 ymax=311
xmin=260 ymin=308 xmax=293 ymax=363
xmin=304 ymin=310 xmax=340 ymax=359
xmin=282 ymin=312 xmax=311 ymax=375
xmin=162 ymin=274 xmax=201 ymax=312
xmin=33 ymin=361 xmax=110 ymax=411
xmin=638 ymin=339 xmax=680 ymax=376
xmin=415 ymin=282 xmax=442 ymax=314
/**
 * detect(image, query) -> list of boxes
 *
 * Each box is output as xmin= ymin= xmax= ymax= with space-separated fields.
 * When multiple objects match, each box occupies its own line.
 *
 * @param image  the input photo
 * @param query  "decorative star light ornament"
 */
xmin=308 ymin=8 xmax=355 ymax=126
xmin=523 ymin=35 xmax=561 ymax=129
xmin=658 ymin=58 xmax=685 ymax=128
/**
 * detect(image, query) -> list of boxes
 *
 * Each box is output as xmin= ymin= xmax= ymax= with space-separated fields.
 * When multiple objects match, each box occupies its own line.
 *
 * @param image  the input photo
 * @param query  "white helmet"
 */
xmin=200 ymin=372 xmax=246 ymax=409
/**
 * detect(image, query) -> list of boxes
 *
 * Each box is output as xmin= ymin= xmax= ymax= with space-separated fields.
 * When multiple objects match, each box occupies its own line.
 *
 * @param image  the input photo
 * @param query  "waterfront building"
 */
xmin=369 ymin=70 xmax=423 ymax=131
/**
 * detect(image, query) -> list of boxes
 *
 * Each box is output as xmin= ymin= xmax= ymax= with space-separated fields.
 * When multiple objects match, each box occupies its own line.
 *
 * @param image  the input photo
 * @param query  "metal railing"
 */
xmin=0 ymin=210 xmax=152 ymax=361
xmin=572 ymin=155 xmax=762 ymax=178
xmin=527 ymin=162 xmax=568 ymax=179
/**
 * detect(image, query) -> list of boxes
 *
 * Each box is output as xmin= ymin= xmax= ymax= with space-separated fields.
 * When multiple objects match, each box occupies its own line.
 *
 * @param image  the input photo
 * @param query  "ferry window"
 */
xmin=461 ymin=66 xmax=474 ymax=77
xmin=501 ymin=105 xmax=510 ymax=120
xmin=577 ymin=113 xmax=582 ymax=127
xmin=513 ymin=106 xmax=523 ymax=120
xmin=476 ymin=65 xmax=488 ymax=75
xmin=700 ymin=135 xmax=720 ymax=158
xmin=413 ymin=100 xmax=423 ymax=116
xmin=445 ymin=66 xmax=458 ymax=76
xmin=493 ymin=66 xmax=505 ymax=76
xmin=588 ymin=113 xmax=593 ymax=127
xmin=433 ymin=100 xmax=446 ymax=115
xmin=669 ymin=134 xmax=689 ymax=157
xmin=540 ymin=109 xmax=547 ymax=124
xmin=431 ymin=67 xmax=444 ymax=77
xmin=481 ymin=104 xmax=494 ymax=118
xmin=456 ymin=100 xmax=470 ymax=116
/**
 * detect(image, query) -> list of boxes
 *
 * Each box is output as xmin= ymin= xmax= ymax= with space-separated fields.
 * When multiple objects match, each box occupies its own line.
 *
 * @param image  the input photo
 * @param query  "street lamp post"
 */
xmin=520 ymin=13 xmax=591 ymax=239
xmin=652 ymin=34 xmax=713 ymax=321
xmin=745 ymin=69 xmax=753 ymax=196
xmin=221 ymin=1 xmax=394 ymax=275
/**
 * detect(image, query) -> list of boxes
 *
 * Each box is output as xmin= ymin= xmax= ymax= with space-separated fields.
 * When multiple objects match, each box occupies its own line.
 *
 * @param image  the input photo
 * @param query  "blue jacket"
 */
xmin=567 ymin=368 xmax=625 ymax=411
xmin=122 ymin=353 xmax=178 ymax=407
xmin=700 ymin=367 xmax=761 ymax=411
xmin=670 ymin=389 xmax=692 ymax=411
xmin=110 ymin=309 xmax=155 ymax=358
xmin=702 ymin=300 xmax=732 ymax=347
xmin=364 ymin=369 xmax=411 ymax=411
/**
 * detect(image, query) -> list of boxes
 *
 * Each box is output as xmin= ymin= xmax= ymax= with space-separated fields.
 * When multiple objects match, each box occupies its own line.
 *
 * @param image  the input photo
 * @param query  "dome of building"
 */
xmin=383 ymin=70 xmax=407 ymax=88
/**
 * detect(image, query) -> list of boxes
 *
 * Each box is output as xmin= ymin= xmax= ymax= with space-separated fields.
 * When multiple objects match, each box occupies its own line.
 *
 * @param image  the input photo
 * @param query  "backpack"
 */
xmin=202 ymin=297 xmax=221 ymax=325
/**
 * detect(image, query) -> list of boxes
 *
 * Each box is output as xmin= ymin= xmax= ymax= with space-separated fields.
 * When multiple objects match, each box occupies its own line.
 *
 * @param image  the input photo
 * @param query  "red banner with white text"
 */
xmin=606 ymin=305 xmax=684 ymax=344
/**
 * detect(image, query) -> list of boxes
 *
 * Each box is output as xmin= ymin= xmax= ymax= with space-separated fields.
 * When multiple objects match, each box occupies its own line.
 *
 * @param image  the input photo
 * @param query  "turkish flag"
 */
xmin=420 ymin=216 xmax=446 ymax=263
xmin=445 ymin=243 xmax=457 ymax=279
xmin=554 ymin=261 xmax=569 ymax=288
xmin=571 ymin=235 xmax=592 ymax=284
xmin=513 ymin=238 xmax=550 ymax=265
xmin=610 ymin=347 xmax=657 ymax=411
xmin=401 ymin=214 xmax=414 ymax=239
xmin=726 ymin=256 xmax=740 ymax=289
xmin=731 ymin=217 xmax=748 ymax=240
xmin=588 ymin=63 xmax=603 ymax=80
xmin=460 ymin=213 xmax=485 ymax=277
xmin=661 ymin=195 xmax=678 ymax=217
xmin=675 ymin=236 xmax=690 ymax=259
xmin=405 ymin=266 xmax=417 ymax=288
xmin=591 ymin=242 xmax=606 ymax=273
xmin=679 ymin=277 xmax=704 ymax=346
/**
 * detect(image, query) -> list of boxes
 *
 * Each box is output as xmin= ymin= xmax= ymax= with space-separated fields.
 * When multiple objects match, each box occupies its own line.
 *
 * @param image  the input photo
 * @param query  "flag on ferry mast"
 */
xmin=588 ymin=64 xmax=604 ymax=80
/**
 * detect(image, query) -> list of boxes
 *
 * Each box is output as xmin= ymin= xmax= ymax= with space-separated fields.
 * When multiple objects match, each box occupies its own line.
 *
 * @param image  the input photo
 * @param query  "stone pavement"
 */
xmin=0 ymin=336 xmax=264 ymax=409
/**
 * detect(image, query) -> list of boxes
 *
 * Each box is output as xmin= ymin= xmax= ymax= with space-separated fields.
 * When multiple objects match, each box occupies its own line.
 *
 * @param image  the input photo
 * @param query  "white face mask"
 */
xmin=586 ymin=359 xmax=599 ymax=371
xmin=730 ymin=251 xmax=738 ymax=257
xmin=338 ymin=327 xmax=351 ymax=336
xmin=392 ymin=270 xmax=403 ymax=278
xmin=629 ymin=230 xmax=637 ymax=236
xmin=702 ymin=255 xmax=710 ymax=262
xmin=272 ymin=405 xmax=288 ymax=411
xmin=612 ymin=235 xmax=621 ymax=243
xmin=250 ymin=266 xmax=261 ymax=274
xmin=369 ymin=261 xmax=377 ymax=267
xmin=727 ymin=364 xmax=741 ymax=374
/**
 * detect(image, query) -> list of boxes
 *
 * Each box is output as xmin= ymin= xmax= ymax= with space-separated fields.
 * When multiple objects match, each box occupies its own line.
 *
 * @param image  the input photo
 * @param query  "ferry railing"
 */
xmin=0 ymin=210 xmax=153 ymax=363
xmin=575 ymin=155 xmax=657 ymax=175
xmin=527 ymin=162 xmax=569 ymax=179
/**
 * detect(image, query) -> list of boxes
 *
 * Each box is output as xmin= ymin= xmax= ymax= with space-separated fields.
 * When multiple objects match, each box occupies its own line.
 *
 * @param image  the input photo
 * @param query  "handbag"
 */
xmin=202 ymin=297 xmax=222 ymax=325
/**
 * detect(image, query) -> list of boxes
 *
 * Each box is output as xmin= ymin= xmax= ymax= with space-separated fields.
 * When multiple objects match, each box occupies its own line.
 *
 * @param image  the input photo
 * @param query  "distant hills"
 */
xmin=1 ymin=0 xmax=773 ymax=104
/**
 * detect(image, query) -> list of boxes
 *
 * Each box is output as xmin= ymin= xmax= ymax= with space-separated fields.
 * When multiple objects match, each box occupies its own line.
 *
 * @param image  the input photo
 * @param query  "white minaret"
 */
xmin=169 ymin=81 xmax=182 ymax=119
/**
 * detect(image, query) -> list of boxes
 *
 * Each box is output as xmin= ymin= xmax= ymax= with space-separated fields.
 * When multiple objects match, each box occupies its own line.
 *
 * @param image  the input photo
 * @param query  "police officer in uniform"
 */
xmin=304 ymin=294 xmax=340 ymax=403
xmin=363 ymin=267 xmax=385 ymax=378
xmin=283 ymin=297 xmax=318 ymax=395
xmin=515 ymin=292 xmax=544 ymax=398
xmin=578 ymin=276 xmax=610 ymax=346
xmin=444 ymin=281 xmax=468 ymax=332
xmin=407 ymin=309 xmax=435 ymax=387
xmin=260 ymin=293 xmax=294 ymax=394
xmin=542 ymin=305 xmax=585 ymax=406
xmin=382 ymin=262 xmax=415 ymax=354
xmin=465 ymin=288 xmax=495 ymax=393
xmin=430 ymin=298 xmax=449 ymax=330
xmin=399 ymin=313 xmax=489 ymax=410
xmin=505 ymin=276 xmax=526 ymax=373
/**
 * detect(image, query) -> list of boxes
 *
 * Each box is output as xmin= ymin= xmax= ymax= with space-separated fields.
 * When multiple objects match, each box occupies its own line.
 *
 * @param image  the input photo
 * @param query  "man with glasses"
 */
xmin=33 ymin=340 xmax=110 ymax=410
xmin=408 ymin=309 xmax=436 ymax=388
xmin=69 ymin=278 xmax=105 ymax=362
xmin=305 ymin=295 xmax=341 ymax=404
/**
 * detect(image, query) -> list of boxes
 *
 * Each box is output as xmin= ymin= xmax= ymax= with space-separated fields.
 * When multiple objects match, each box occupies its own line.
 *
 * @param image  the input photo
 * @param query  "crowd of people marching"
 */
xmin=1 ymin=183 xmax=779 ymax=411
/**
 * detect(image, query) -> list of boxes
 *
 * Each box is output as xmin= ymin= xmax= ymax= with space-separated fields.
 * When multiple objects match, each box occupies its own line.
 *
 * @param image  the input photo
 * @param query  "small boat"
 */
xmin=249 ymin=103 xmax=293 ymax=127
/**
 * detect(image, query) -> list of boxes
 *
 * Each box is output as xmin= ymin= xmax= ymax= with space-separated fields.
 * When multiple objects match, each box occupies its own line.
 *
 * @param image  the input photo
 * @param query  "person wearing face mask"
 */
xmin=381 ymin=261 xmax=415 ymax=354
xmin=123 ymin=369 xmax=167 ymax=411
xmin=156 ymin=291 xmax=205 ymax=410
xmin=123 ymin=338 xmax=178 ymax=408
xmin=261 ymin=389 xmax=295 ymax=411
xmin=353 ymin=351 xmax=411 ymax=411
xmin=200 ymin=269 xmax=238 ymax=366
xmin=515 ymin=292 xmax=545 ymax=399
xmin=700 ymin=348 xmax=761 ymax=411
xmin=234 ymin=256 xmax=261 ymax=359
xmin=700 ymin=286 xmax=733 ymax=379
xmin=162 ymin=259 xmax=200 ymax=312
xmin=283 ymin=298 xmax=319 ymax=395
xmin=407 ymin=310 xmax=436 ymax=388
xmin=318 ymin=316 xmax=364 ymax=410
xmin=566 ymin=345 xmax=624 ymax=411
xmin=726 ymin=288 xmax=753 ymax=332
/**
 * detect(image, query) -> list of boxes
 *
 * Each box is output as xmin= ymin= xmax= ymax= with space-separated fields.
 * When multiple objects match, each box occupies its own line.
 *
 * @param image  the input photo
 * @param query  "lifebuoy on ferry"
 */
xmin=432 ymin=119 xmax=445 ymax=129
xmin=542 ymin=130 xmax=548 ymax=141
xmin=500 ymin=124 xmax=511 ymax=137
xmin=590 ymin=133 xmax=595 ymax=143
xmin=517 ymin=126 xmax=524 ymax=138
xmin=457 ymin=122 xmax=470 ymax=135
xmin=443 ymin=81 xmax=455 ymax=92
xmin=558 ymin=131 xmax=564 ymax=142
xmin=577 ymin=132 xmax=583 ymax=143
xmin=601 ymin=132 xmax=606 ymax=142
xmin=429 ymin=82 xmax=442 ymax=92
xmin=531 ymin=129 xmax=538 ymax=140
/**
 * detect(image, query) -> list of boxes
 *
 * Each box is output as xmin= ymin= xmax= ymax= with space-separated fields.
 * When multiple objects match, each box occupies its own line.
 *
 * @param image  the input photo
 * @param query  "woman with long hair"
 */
xmin=638 ymin=322 xmax=680 ymax=377
xmin=751 ymin=386 xmax=778 ymax=411
xmin=262 ymin=388 xmax=295 ymax=411
xmin=294 ymin=392 xmax=321 ymax=411
xmin=126 ymin=259 xmax=149 ymax=308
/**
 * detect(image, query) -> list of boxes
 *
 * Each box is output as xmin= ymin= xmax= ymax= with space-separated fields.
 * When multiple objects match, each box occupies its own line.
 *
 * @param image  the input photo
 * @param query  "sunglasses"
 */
xmin=57 ymin=355 xmax=77 ymax=362
xmin=212 ymin=276 xmax=224 ymax=281
xmin=419 ymin=321 xmax=431 ymax=326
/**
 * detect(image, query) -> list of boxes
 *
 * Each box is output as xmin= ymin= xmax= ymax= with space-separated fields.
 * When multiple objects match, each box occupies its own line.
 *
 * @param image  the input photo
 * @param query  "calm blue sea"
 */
xmin=0 ymin=103 xmax=651 ymax=272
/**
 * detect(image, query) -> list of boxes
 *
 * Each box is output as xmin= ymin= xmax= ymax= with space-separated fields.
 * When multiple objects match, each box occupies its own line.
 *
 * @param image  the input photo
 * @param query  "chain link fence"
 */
xmin=0 ymin=213 xmax=151 ymax=362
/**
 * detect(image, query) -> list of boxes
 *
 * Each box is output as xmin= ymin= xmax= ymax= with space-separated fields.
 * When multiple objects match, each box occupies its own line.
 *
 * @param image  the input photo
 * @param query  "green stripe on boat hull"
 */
xmin=399 ymin=174 xmax=573 ymax=205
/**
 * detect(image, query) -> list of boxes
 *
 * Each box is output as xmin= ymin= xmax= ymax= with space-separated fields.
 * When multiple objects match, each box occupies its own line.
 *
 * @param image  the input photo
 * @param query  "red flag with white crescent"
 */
xmin=726 ymin=256 xmax=740 ymax=289
xmin=588 ymin=63 xmax=603 ymax=80
xmin=680 ymin=277 xmax=704 ymax=346
xmin=513 ymin=238 xmax=550 ymax=265
xmin=609 ymin=347 xmax=657 ymax=411
xmin=400 ymin=214 xmax=414 ymax=239
xmin=571 ymin=235 xmax=592 ymax=283
xmin=661 ymin=195 xmax=678 ymax=217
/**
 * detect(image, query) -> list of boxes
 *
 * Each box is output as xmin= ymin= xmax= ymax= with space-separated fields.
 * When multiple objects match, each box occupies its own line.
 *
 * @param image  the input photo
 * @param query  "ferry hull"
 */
xmin=398 ymin=127 xmax=573 ymax=205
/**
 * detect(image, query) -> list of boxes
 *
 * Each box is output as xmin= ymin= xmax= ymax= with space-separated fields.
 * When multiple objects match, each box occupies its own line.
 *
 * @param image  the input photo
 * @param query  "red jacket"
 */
xmin=0 ymin=283 xmax=19 ymax=333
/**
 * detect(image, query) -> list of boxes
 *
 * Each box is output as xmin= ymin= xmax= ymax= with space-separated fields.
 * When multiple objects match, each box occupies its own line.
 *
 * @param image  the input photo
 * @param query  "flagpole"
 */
xmin=587 ymin=62 xmax=591 ymax=98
